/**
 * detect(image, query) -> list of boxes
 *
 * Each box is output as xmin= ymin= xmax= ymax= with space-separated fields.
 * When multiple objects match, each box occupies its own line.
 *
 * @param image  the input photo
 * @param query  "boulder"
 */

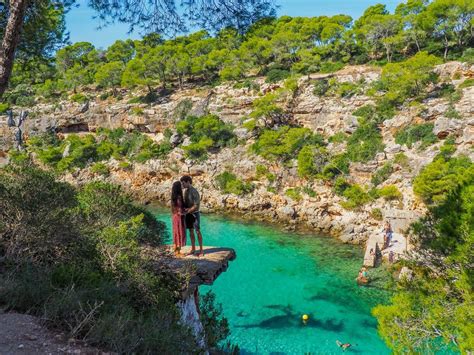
xmin=170 ymin=133 xmax=182 ymax=146
xmin=398 ymin=266 xmax=414 ymax=281
xmin=384 ymin=143 xmax=401 ymax=154
xmin=277 ymin=206 xmax=296 ymax=219
xmin=78 ymin=101 xmax=89 ymax=113
xmin=182 ymin=137 xmax=192 ymax=147
xmin=433 ymin=116 xmax=463 ymax=138
xmin=234 ymin=128 xmax=250 ymax=140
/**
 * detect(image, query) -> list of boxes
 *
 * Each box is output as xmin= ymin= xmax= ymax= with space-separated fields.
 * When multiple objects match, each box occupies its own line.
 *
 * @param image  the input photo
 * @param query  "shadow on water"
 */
xmin=236 ymin=304 xmax=344 ymax=332
xmin=236 ymin=315 xmax=345 ymax=332
xmin=361 ymin=318 xmax=378 ymax=329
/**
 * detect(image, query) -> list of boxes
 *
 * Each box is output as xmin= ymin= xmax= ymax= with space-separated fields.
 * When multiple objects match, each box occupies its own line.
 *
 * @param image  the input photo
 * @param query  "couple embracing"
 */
xmin=171 ymin=175 xmax=204 ymax=257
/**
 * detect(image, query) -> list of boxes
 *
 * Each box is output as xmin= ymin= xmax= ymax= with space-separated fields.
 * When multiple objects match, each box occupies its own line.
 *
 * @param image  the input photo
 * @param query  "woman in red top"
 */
xmin=171 ymin=181 xmax=186 ymax=255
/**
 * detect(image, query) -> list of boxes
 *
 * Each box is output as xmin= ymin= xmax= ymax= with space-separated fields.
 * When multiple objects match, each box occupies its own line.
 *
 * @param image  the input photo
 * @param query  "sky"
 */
xmin=66 ymin=0 xmax=403 ymax=49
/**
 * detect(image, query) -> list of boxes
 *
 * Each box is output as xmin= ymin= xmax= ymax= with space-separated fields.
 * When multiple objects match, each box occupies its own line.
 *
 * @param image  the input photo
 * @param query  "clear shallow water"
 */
xmin=153 ymin=209 xmax=391 ymax=355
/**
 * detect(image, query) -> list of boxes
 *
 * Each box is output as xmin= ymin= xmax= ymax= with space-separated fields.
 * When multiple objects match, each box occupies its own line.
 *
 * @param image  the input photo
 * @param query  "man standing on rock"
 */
xmin=180 ymin=175 xmax=204 ymax=257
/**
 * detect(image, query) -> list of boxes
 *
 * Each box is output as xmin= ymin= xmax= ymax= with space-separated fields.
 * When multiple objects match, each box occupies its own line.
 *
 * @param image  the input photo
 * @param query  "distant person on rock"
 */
xmin=171 ymin=181 xmax=186 ymax=256
xmin=181 ymin=175 xmax=204 ymax=257
xmin=384 ymin=221 xmax=393 ymax=248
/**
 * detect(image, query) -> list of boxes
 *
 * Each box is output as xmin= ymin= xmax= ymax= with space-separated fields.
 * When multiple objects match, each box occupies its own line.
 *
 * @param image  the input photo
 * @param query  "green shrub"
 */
xmin=252 ymin=126 xmax=318 ymax=161
xmin=460 ymin=48 xmax=474 ymax=64
xmin=333 ymin=176 xmax=351 ymax=196
xmin=378 ymin=52 xmax=440 ymax=105
xmin=7 ymin=149 xmax=29 ymax=164
xmin=445 ymin=105 xmax=462 ymax=119
xmin=265 ymin=69 xmax=290 ymax=83
xmin=183 ymin=137 xmax=214 ymax=160
xmin=91 ymin=162 xmax=110 ymax=176
xmin=283 ymin=76 xmax=299 ymax=95
xmin=285 ymin=187 xmax=302 ymax=201
xmin=319 ymin=61 xmax=344 ymax=73
xmin=215 ymin=171 xmax=254 ymax=195
xmin=242 ymin=118 xmax=257 ymax=131
xmin=313 ymin=79 xmax=329 ymax=96
xmin=27 ymin=129 xmax=171 ymax=172
xmin=0 ymin=164 xmax=80 ymax=264
xmin=3 ymin=84 xmax=35 ymax=106
xmin=255 ymin=164 xmax=275 ymax=182
xmin=346 ymin=123 xmax=384 ymax=162
xmin=334 ymin=81 xmax=361 ymax=98
xmin=353 ymin=103 xmax=395 ymax=124
xmin=413 ymin=155 xmax=473 ymax=205
xmin=177 ymin=114 xmax=235 ymax=159
xmin=302 ymin=186 xmax=316 ymax=198
xmin=436 ymin=83 xmax=456 ymax=99
xmin=0 ymin=103 xmax=9 ymax=114
xmin=200 ymin=292 xmax=231 ymax=349
xmin=371 ymin=208 xmax=383 ymax=221
xmin=127 ymin=96 xmax=142 ymax=104
xmin=394 ymin=153 xmax=410 ymax=169
xmin=118 ymin=161 xmax=131 ymax=170
xmin=233 ymin=80 xmax=260 ymax=91
xmin=377 ymin=185 xmax=402 ymax=201
xmin=341 ymin=184 xmax=371 ymax=210
xmin=372 ymin=163 xmax=393 ymax=186
xmin=249 ymin=92 xmax=284 ymax=126
xmin=70 ymin=93 xmax=88 ymax=103
xmin=459 ymin=78 xmax=474 ymax=89
xmin=56 ymin=134 xmax=99 ymax=171
xmin=99 ymin=92 xmax=111 ymax=101
xmin=267 ymin=186 xmax=277 ymax=193
xmin=328 ymin=132 xmax=347 ymax=143
xmin=36 ymin=79 xmax=59 ymax=99
xmin=395 ymin=123 xmax=437 ymax=150
xmin=16 ymin=95 xmax=35 ymax=107
xmin=255 ymin=164 xmax=268 ymax=179
xmin=131 ymin=107 xmax=144 ymax=116
xmin=321 ymin=154 xmax=350 ymax=180
xmin=297 ymin=145 xmax=329 ymax=178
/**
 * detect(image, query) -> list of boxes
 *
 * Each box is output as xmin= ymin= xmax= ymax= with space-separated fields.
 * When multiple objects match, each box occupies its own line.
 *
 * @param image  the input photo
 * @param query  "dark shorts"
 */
xmin=185 ymin=212 xmax=201 ymax=230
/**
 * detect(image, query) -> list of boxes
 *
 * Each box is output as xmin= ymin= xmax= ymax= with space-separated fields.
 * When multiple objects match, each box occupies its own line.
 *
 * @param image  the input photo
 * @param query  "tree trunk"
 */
xmin=414 ymin=36 xmax=421 ymax=52
xmin=0 ymin=0 xmax=29 ymax=98
xmin=443 ymin=34 xmax=449 ymax=60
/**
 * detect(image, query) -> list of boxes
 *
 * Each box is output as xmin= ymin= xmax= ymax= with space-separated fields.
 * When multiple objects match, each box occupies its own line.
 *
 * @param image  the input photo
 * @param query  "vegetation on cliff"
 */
xmin=373 ymin=146 xmax=474 ymax=353
xmin=26 ymin=128 xmax=172 ymax=171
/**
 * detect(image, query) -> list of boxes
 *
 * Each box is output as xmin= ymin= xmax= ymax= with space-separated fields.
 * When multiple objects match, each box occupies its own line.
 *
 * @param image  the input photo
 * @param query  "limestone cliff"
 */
xmin=1 ymin=62 xmax=473 ymax=244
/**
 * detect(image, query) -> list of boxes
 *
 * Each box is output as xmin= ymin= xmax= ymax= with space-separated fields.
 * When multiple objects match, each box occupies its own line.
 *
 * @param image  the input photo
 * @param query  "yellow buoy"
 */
xmin=302 ymin=314 xmax=309 ymax=321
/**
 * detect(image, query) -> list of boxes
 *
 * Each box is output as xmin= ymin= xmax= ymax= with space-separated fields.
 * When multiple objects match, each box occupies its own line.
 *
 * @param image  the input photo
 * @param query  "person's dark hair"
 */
xmin=180 ymin=175 xmax=192 ymax=184
xmin=171 ymin=181 xmax=184 ymax=208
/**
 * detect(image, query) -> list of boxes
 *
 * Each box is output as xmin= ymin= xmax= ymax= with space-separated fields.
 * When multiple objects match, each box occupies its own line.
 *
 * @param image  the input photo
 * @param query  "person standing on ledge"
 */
xmin=181 ymin=175 xmax=204 ymax=257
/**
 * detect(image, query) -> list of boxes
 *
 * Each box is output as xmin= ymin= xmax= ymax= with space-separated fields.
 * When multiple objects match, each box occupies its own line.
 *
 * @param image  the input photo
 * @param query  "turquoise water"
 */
xmin=153 ymin=209 xmax=391 ymax=354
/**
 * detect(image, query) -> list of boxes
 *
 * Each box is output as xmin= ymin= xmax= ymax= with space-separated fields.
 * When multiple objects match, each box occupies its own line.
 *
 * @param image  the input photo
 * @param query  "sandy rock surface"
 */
xmin=0 ymin=312 xmax=106 ymax=355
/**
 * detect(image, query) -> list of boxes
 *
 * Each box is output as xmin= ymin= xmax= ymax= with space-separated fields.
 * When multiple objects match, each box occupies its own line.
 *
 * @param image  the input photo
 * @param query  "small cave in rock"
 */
xmin=59 ymin=123 xmax=89 ymax=133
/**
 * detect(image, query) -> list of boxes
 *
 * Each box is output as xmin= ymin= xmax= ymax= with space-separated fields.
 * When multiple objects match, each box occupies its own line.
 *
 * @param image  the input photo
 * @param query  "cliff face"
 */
xmin=2 ymin=62 xmax=473 ymax=243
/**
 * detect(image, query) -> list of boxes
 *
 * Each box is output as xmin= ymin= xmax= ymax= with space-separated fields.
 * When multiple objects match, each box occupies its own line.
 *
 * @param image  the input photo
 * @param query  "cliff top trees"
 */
xmin=3 ymin=0 xmax=474 ymax=100
xmin=0 ymin=0 xmax=277 ymax=97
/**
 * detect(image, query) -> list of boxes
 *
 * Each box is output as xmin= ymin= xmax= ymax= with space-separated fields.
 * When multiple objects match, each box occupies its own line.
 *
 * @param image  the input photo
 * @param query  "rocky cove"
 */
xmin=1 ymin=62 xmax=473 ymax=246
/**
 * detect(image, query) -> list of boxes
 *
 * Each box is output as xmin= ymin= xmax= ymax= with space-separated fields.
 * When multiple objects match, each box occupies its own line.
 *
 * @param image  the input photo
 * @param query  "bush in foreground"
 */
xmin=0 ymin=162 xmax=231 ymax=353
